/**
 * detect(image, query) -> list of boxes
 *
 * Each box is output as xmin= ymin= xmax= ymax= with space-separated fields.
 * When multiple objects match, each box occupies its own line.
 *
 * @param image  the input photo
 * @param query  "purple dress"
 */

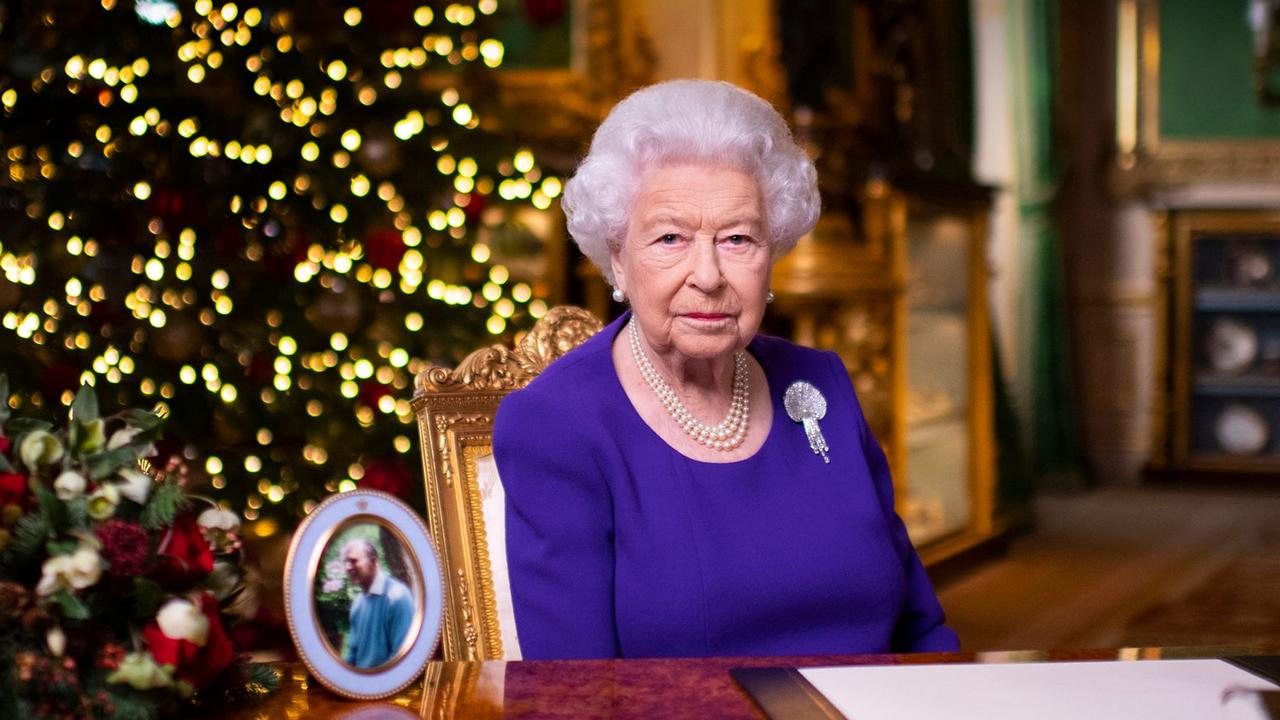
xmin=493 ymin=312 xmax=959 ymax=659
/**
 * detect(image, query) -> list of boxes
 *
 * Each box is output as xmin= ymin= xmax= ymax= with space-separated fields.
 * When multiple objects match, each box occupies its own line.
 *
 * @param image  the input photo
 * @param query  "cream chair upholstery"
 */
xmin=411 ymin=306 xmax=603 ymax=661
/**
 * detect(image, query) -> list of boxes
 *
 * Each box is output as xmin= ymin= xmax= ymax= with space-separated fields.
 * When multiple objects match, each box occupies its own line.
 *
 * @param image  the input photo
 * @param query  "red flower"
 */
xmin=0 ymin=471 xmax=28 ymax=514
xmin=143 ymin=593 xmax=235 ymax=691
xmin=97 ymin=519 xmax=150 ymax=576
xmin=150 ymin=514 xmax=214 ymax=587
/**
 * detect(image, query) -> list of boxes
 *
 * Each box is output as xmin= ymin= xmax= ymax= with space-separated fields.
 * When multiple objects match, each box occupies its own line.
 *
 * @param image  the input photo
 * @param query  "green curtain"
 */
xmin=1009 ymin=0 xmax=1084 ymax=486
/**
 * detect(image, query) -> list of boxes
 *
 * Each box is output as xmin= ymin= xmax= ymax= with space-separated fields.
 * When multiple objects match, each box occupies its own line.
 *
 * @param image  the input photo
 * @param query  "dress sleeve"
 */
xmin=825 ymin=352 xmax=961 ymax=653
xmin=493 ymin=386 xmax=620 ymax=659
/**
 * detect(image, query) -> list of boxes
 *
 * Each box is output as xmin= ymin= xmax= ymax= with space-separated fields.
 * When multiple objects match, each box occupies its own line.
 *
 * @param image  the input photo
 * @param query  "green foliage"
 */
xmin=199 ymin=661 xmax=281 ymax=709
xmin=85 ymin=447 xmax=141 ymax=481
xmin=101 ymin=687 xmax=166 ymax=720
xmin=0 ymin=512 xmax=49 ymax=577
xmin=49 ymin=589 xmax=90 ymax=620
xmin=33 ymin=483 xmax=68 ymax=535
xmin=4 ymin=418 xmax=53 ymax=435
xmin=131 ymin=578 xmax=164 ymax=622
xmin=70 ymin=385 xmax=98 ymax=424
xmin=139 ymin=480 xmax=190 ymax=531
xmin=122 ymin=409 xmax=163 ymax=435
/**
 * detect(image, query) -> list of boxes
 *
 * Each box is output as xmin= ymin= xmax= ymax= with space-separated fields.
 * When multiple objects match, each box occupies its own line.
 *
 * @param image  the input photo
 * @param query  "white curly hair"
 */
xmin=561 ymin=80 xmax=820 ymax=286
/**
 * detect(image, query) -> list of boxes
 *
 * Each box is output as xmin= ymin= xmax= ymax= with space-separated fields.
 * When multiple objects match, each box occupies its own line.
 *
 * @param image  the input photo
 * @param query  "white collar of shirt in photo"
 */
xmin=366 ymin=569 xmax=389 ymax=596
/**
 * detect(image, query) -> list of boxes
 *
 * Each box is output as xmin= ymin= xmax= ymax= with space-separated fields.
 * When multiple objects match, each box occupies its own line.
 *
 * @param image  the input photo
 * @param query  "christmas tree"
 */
xmin=0 ymin=0 xmax=564 ymax=530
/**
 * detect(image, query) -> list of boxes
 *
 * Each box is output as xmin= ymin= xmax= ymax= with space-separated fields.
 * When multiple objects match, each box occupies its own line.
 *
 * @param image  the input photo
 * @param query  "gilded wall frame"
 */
xmin=1116 ymin=0 xmax=1280 ymax=188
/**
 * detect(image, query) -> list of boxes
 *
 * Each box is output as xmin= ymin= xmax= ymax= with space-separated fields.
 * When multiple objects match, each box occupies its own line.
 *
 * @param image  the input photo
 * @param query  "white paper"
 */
xmin=800 ymin=658 xmax=1277 ymax=720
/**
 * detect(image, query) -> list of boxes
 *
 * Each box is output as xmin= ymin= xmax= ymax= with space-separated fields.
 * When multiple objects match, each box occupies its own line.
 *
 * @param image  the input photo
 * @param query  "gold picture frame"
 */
xmin=1115 ymin=0 xmax=1280 ymax=188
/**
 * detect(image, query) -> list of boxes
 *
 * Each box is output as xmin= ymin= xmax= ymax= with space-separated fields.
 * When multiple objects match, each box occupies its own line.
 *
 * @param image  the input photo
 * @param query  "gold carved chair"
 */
xmin=411 ymin=306 xmax=603 ymax=661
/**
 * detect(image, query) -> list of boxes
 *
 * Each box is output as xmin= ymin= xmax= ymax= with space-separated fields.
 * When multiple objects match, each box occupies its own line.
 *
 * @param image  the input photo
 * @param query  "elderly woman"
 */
xmin=493 ymin=80 xmax=958 ymax=659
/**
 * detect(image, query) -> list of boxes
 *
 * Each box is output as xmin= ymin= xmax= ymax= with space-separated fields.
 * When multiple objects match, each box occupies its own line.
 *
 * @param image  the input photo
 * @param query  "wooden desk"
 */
xmin=224 ymin=646 xmax=1279 ymax=719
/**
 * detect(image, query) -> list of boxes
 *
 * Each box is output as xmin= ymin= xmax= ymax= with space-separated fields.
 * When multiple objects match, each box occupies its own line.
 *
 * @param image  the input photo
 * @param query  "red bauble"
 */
xmin=357 ymin=380 xmax=391 ymax=409
xmin=0 ymin=471 xmax=28 ymax=513
xmin=360 ymin=459 xmax=412 ymax=500
xmin=364 ymin=228 xmax=406 ymax=270
xmin=523 ymin=0 xmax=567 ymax=26
xmin=463 ymin=192 xmax=489 ymax=222
xmin=148 ymin=186 xmax=201 ymax=228
xmin=245 ymin=352 xmax=274 ymax=385
xmin=40 ymin=362 xmax=81 ymax=403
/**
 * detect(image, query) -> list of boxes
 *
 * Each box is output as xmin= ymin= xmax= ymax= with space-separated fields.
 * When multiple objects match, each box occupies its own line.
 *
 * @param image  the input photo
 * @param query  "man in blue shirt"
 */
xmin=342 ymin=538 xmax=415 ymax=668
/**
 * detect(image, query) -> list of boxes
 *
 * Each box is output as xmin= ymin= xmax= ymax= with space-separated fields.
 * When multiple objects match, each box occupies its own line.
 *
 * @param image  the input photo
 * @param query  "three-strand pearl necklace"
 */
xmin=627 ymin=318 xmax=750 ymax=451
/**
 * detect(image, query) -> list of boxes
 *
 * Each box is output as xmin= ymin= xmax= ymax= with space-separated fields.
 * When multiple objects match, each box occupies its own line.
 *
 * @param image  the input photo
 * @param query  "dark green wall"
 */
xmin=1159 ymin=0 xmax=1280 ymax=139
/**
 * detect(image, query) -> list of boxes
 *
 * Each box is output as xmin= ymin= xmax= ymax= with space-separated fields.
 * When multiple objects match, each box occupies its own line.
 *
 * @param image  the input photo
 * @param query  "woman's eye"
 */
xmin=659 ymin=233 xmax=680 ymax=245
xmin=725 ymin=234 xmax=749 ymax=245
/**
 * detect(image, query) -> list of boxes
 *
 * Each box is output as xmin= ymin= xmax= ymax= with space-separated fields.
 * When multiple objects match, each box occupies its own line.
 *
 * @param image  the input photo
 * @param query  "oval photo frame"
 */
xmin=285 ymin=490 xmax=444 ymax=700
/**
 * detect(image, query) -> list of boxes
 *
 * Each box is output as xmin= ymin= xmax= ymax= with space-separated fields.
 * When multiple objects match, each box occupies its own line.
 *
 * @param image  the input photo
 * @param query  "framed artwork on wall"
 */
xmin=1117 ymin=0 xmax=1280 ymax=186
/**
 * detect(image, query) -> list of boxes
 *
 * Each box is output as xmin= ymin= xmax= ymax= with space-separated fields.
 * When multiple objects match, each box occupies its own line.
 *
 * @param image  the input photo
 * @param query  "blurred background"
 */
xmin=2 ymin=0 xmax=1278 ymax=653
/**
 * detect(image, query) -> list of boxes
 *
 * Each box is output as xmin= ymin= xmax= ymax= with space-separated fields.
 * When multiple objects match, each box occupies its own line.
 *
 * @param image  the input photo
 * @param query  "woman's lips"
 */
xmin=682 ymin=313 xmax=730 ymax=321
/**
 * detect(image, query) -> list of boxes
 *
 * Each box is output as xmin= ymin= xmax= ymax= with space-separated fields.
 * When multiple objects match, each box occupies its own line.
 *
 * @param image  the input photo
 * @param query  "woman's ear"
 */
xmin=609 ymin=247 xmax=627 ymax=295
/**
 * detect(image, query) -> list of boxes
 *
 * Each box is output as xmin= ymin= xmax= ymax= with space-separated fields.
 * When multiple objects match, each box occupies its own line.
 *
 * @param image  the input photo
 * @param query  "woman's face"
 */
xmin=611 ymin=162 xmax=771 ymax=363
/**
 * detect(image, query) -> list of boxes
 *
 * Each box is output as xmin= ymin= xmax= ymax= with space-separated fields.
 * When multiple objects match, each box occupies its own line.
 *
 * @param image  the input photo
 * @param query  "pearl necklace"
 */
xmin=627 ymin=319 xmax=750 ymax=451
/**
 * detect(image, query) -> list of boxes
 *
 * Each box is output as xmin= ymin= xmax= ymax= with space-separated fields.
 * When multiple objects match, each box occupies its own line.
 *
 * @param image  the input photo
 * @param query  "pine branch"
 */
xmin=244 ymin=662 xmax=281 ymax=695
xmin=199 ymin=660 xmax=280 ymax=707
xmin=139 ymin=481 xmax=191 ymax=531
xmin=0 ymin=512 xmax=49 ymax=579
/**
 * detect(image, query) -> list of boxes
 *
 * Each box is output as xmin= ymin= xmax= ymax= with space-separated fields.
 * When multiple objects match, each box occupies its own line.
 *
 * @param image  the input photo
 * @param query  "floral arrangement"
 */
xmin=0 ymin=376 xmax=276 ymax=719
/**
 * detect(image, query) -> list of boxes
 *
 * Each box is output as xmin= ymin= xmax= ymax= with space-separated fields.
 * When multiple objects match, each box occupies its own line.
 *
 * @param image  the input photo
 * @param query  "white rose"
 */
xmin=197 ymin=507 xmax=241 ymax=532
xmin=19 ymin=430 xmax=64 ymax=471
xmin=36 ymin=555 xmax=71 ymax=596
xmin=65 ymin=545 xmax=102 ymax=590
xmin=106 ymin=426 xmax=141 ymax=450
xmin=116 ymin=468 xmax=153 ymax=504
xmin=47 ymin=626 xmax=66 ymax=657
xmin=156 ymin=598 xmax=209 ymax=647
xmin=53 ymin=471 xmax=87 ymax=500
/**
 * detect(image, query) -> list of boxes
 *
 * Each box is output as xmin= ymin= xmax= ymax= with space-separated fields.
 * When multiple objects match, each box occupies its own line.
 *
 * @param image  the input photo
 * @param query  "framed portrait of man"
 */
xmin=286 ymin=490 xmax=444 ymax=699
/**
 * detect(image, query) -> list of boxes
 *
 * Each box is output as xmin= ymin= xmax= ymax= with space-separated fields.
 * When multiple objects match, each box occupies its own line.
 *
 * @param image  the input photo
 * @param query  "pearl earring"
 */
xmin=612 ymin=288 xmax=626 ymax=303
xmin=766 ymin=290 xmax=775 ymax=304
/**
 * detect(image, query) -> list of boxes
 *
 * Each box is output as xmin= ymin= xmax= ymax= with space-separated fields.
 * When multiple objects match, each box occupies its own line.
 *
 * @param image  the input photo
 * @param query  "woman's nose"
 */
xmin=687 ymin=238 xmax=725 ymax=292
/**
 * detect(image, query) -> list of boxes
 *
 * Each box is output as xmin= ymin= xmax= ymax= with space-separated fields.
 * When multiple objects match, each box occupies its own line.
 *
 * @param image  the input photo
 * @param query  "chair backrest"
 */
xmin=411 ymin=306 xmax=603 ymax=661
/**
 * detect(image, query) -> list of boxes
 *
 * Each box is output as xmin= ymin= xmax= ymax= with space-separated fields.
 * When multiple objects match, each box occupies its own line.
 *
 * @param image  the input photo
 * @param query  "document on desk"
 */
xmin=791 ymin=658 xmax=1279 ymax=720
